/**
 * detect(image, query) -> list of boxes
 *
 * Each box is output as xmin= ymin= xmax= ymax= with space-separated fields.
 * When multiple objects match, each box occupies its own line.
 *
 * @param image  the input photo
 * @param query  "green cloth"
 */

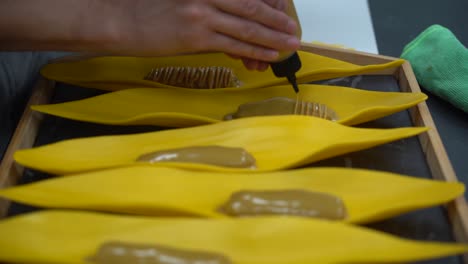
xmin=401 ymin=25 xmax=468 ymax=113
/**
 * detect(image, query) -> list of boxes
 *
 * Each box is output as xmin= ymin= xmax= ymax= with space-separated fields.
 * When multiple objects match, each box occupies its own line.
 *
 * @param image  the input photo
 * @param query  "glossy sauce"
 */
xmin=137 ymin=146 xmax=256 ymax=169
xmin=219 ymin=189 xmax=347 ymax=220
xmin=88 ymin=241 xmax=232 ymax=264
xmin=224 ymin=97 xmax=338 ymax=121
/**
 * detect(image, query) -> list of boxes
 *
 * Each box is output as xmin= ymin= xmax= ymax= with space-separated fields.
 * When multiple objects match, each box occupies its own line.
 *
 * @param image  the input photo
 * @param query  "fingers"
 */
xmin=262 ymin=0 xmax=288 ymax=12
xmin=206 ymin=0 xmax=300 ymax=63
xmin=208 ymin=33 xmax=279 ymax=61
xmin=226 ymin=54 xmax=269 ymax=71
xmin=243 ymin=58 xmax=259 ymax=70
xmin=242 ymin=58 xmax=269 ymax=71
xmin=175 ymin=7 xmax=288 ymax=62
xmin=175 ymin=0 xmax=300 ymax=67
xmin=226 ymin=53 xmax=241 ymax=60
xmin=256 ymin=61 xmax=269 ymax=71
xmin=209 ymin=10 xmax=300 ymax=55
xmin=211 ymin=0 xmax=297 ymax=35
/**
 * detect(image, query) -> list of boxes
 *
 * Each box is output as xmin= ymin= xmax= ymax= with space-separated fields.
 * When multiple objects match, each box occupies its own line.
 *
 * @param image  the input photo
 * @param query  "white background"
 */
xmin=294 ymin=0 xmax=379 ymax=54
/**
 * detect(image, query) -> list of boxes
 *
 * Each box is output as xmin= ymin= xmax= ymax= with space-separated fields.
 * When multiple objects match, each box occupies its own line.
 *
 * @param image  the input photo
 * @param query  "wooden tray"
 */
xmin=1 ymin=43 xmax=467 ymax=262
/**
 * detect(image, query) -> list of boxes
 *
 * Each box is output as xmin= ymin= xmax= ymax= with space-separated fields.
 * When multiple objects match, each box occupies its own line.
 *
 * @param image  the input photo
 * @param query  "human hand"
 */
xmin=88 ymin=0 xmax=300 ymax=69
xmin=227 ymin=53 xmax=271 ymax=71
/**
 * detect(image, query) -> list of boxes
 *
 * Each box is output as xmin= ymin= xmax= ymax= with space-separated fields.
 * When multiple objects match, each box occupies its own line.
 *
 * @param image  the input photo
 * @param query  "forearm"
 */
xmin=0 ymin=0 xmax=121 ymax=52
xmin=0 ymin=0 xmax=299 ymax=63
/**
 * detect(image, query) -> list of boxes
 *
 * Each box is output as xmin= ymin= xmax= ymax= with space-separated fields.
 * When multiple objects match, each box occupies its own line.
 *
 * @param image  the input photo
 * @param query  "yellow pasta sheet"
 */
xmin=40 ymin=51 xmax=404 ymax=91
xmin=0 ymin=211 xmax=466 ymax=263
xmin=14 ymin=116 xmax=427 ymax=174
xmin=32 ymin=84 xmax=427 ymax=127
xmin=0 ymin=166 xmax=463 ymax=224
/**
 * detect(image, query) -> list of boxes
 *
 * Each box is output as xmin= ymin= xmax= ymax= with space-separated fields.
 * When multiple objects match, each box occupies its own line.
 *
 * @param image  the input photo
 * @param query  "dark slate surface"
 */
xmin=313 ymin=76 xmax=460 ymax=264
xmin=368 ymin=0 xmax=468 ymax=208
xmin=6 ymin=76 xmax=460 ymax=263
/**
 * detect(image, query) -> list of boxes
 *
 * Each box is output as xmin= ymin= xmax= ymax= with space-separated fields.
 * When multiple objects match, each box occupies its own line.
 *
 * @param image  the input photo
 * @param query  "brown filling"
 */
xmin=224 ymin=97 xmax=339 ymax=121
xmin=88 ymin=241 xmax=232 ymax=264
xmin=137 ymin=146 xmax=256 ymax=169
xmin=218 ymin=190 xmax=347 ymax=220
xmin=144 ymin=66 xmax=241 ymax=89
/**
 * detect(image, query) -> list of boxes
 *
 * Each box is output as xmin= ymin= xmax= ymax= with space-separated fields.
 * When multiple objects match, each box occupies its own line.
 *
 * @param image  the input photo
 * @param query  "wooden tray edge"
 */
xmin=0 ymin=78 xmax=54 ymax=217
xmin=396 ymin=61 xmax=468 ymax=247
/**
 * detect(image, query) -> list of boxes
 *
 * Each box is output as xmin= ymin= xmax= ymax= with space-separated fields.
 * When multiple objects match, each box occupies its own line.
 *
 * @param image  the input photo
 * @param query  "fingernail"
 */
xmin=287 ymin=37 xmax=301 ymax=48
xmin=265 ymin=50 xmax=279 ymax=60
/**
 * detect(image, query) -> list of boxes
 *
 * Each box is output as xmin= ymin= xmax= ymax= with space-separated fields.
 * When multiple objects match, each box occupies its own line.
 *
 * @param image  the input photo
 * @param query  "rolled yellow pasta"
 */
xmin=0 ymin=167 xmax=463 ymax=223
xmin=40 ymin=51 xmax=404 ymax=91
xmin=31 ymin=85 xmax=427 ymax=127
xmin=0 ymin=210 xmax=466 ymax=263
xmin=14 ymin=116 xmax=428 ymax=174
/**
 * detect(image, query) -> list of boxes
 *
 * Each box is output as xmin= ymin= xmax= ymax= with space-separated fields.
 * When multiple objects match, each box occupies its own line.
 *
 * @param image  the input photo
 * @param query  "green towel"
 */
xmin=401 ymin=25 xmax=468 ymax=113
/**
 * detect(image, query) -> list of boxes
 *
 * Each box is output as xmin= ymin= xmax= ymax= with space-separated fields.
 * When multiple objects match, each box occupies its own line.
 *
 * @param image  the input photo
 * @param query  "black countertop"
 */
xmin=368 ymin=0 xmax=468 ymax=186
